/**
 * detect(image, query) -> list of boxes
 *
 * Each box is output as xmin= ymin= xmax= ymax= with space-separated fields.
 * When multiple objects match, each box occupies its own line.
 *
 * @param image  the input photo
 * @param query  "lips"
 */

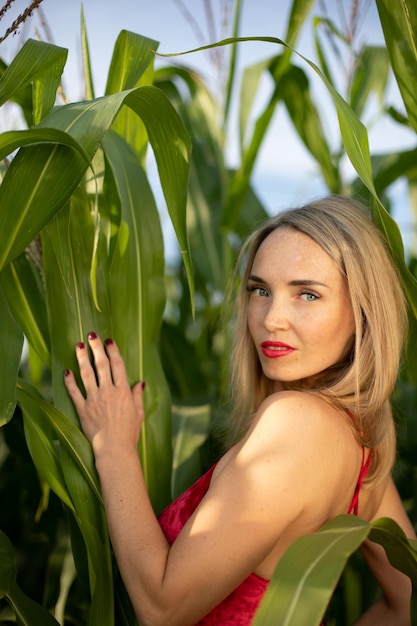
xmin=260 ymin=341 xmax=295 ymax=358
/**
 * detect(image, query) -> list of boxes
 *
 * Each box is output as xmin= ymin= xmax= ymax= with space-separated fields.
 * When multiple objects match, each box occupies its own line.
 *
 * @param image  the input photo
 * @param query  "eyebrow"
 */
xmin=248 ymin=274 xmax=329 ymax=288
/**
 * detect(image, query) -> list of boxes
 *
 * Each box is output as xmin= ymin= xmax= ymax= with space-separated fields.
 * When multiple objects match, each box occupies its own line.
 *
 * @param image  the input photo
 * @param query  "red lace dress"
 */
xmin=158 ymin=448 xmax=372 ymax=625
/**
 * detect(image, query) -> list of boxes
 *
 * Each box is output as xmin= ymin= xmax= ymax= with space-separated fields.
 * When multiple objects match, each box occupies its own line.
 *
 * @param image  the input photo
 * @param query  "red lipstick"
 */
xmin=261 ymin=341 xmax=295 ymax=358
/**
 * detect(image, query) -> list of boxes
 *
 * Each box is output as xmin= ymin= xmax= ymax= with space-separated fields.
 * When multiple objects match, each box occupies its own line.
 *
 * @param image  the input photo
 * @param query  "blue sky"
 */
xmin=1 ymin=0 xmax=415 ymax=251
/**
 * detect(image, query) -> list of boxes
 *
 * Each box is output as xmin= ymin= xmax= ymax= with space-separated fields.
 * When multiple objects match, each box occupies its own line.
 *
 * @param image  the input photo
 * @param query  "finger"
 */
xmin=76 ymin=340 xmax=99 ymax=393
xmin=87 ymin=332 xmax=112 ymax=387
xmin=64 ymin=369 xmax=86 ymax=414
xmin=104 ymin=338 xmax=129 ymax=388
xmin=132 ymin=381 xmax=146 ymax=424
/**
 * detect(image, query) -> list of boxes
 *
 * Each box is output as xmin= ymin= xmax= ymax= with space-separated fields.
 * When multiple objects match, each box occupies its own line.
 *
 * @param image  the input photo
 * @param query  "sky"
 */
xmin=1 ymin=0 xmax=416 ymax=252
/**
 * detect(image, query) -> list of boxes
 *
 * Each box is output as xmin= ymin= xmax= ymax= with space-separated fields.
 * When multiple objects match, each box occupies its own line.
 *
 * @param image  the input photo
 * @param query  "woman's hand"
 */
xmin=64 ymin=332 xmax=145 ymax=459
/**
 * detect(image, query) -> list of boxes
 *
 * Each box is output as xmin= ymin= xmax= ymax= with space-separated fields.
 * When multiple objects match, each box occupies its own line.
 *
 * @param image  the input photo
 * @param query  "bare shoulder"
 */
xmin=228 ymin=390 xmax=362 ymax=518
xmin=244 ymin=390 xmax=350 ymax=454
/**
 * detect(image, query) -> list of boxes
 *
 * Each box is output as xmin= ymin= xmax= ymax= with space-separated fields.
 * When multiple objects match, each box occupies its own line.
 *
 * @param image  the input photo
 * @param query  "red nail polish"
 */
xmin=105 ymin=338 xmax=114 ymax=346
xmin=76 ymin=342 xmax=85 ymax=350
xmin=64 ymin=369 xmax=71 ymax=377
xmin=88 ymin=332 xmax=97 ymax=340
xmin=141 ymin=381 xmax=146 ymax=390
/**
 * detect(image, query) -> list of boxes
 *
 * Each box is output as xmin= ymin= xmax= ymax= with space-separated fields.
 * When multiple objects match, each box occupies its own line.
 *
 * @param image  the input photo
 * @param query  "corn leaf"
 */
xmin=0 ymin=530 xmax=15 ymax=597
xmin=17 ymin=380 xmax=102 ymax=503
xmin=253 ymin=515 xmax=417 ymax=626
xmin=17 ymin=379 xmax=115 ymax=625
xmin=0 ymin=39 xmax=67 ymax=121
xmin=376 ymin=0 xmax=417 ymax=134
xmin=0 ymin=286 xmax=23 ymax=425
xmin=0 ymin=530 xmax=59 ymax=625
xmin=80 ymin=6 xmax=95 ymax=100
xmin=105 ymin=31 xmax=158 ymax=94
xmin=124 ymin=87 xmax=193 ymax=311
xmin=275 ymin=62 xmax=340 ymax=192
xmin=0 ymin=254 xmax=50 ymax=367
xmin=0 ymin=128 xmax=91 ymax=163
xmin=0 ymin=92 xmax=126 ymax=271
xmin=349 ymin=46 xmax=390 ymax=118
xmin=42 ymin=190 xmax=112 ymax=422
xmin=103 ymin=129 xmax=172 ymax=512
xmin=106 ymin=31 xmax=159 ymax=163
xmin=171 ymin=404 xmax=211 ymax=499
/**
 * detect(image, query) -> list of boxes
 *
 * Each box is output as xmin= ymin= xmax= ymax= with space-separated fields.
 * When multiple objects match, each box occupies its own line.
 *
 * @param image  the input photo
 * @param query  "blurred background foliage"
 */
xmin=0 ymin=0 xmax=416 ymax=623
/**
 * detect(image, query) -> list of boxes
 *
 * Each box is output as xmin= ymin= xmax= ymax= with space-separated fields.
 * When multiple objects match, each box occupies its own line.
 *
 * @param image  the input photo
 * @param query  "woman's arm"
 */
xmin=64 ymin=334 xmax=323 ymax=626
xmin=355 ymin=477 xmax=416 ymax=626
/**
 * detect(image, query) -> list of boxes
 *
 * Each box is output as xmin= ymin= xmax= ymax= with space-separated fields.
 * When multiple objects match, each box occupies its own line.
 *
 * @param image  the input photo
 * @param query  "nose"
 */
xmin=263 ymin=297 xmax=290 ymax=332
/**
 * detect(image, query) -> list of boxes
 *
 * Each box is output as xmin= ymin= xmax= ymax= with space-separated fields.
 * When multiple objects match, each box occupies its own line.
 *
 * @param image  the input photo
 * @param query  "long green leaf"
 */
xmin=103 ymin=130 xmax=172 ymax=513
xmin=17 ymin=379 xmax=115 ymax=625
xmin=42 ymin=189 xmax=112 ymax=421
xmin=0 ymin=530 xmax=15 ymax=597
xmin=376 ymin=0 xmax=417 ymax=134
xmin=17 ymin=380 xmax=102 ymax=504
xmin=349 ymin=46 xmax=390 ymax=118
xmin=80 ymin=6 xmax=95 ymax=100
xmin=106 ymin=31 xmax=158 ymax=163
xmin=171 ymin=404 xmax=211 ymax=499
xmin=0 ymin=128 xmax=92 ymax=163
xmin=253 ymin=515 xmax=417 ymax=625
xmin=0 ymin=254 xmax=50 ymax=367
xmin=0 ymin=39 xmax=67 ymax=122
xmin=0 ymin=92 xmax=126 ymax=271
xmin=105 ymin=31 xmax=158 ymax=94
xmin=277 ymin=63 xmax=340 ymax=191
xmin=0 ymin=530 xmax=59 ymax=625
xmin=0 ymin=286 xmax=23 ymax=425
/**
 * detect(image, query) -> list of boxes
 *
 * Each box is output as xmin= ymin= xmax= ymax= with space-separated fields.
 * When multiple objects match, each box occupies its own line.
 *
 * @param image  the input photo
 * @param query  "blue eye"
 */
xmin=301 ymin=292 xmax=319 ymax=302
xmin=247 ymin=285 xmax=269 ymax=297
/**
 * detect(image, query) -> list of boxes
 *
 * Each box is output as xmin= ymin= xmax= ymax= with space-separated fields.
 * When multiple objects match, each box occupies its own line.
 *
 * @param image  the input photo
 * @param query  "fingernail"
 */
xmin=76 ymin=342 xmax=85 ymax=350
xmin=105 ymin=338 xmax=114 ymax=346
xmin=64 ymin=369 xmax=71 ymax=377
xmin=88 ymin=331 xmax=97 ymax=340
xmin=141 ymin=381 xmax=146 ymax=390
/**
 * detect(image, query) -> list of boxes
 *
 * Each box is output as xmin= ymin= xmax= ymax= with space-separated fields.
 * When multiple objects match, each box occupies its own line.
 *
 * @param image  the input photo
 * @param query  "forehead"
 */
xmin=252 ymin=227 xmax=341 ymax=279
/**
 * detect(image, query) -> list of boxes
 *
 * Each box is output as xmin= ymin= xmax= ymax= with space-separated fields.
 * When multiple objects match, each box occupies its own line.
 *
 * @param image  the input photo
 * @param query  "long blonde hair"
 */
xmin=227 ymin=196 xmax=408 ymax=484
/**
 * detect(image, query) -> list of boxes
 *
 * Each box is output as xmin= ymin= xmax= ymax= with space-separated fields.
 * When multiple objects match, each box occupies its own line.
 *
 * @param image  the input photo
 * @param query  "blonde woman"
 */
xmin=65 ymin=195 xmax=415 ymax=625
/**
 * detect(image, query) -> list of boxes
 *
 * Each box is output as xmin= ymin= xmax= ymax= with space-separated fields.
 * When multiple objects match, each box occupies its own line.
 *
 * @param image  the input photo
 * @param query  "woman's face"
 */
xmin=247 ymin=227 xmax=355 ymax=391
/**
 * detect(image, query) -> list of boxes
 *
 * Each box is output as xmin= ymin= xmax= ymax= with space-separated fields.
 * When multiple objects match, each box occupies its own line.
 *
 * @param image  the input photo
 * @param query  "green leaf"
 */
xmin=277 ymin=63 xmax=340 ymax=191
xmin=42 ymin=189 xmax=112 ymax=421
xmin=0 ymin=128 xmax=92 ymax=163
xmin=124 ymin=86 xmax=193 ymax=313
xmin=171 ymin=404 xmax=211 ymax=499
xmin=253 ymin=515 xmax=417 ymax=625
xmin=0 ymin=253 xmax=50 ymax=367
xmin=0 ymin=530 xmax=15 ymax=597
xmin=17 ymin=380 xmax=102 ymax=504
xmin=81 ymin=6 xmax=95 ymax=100
xmin=19 ymin=389 xmax=75 ymax=512
xmin=0 ymin=530 xmax=59 ymax=625
xmin=0 ymin=286 xmax=23 ymax=425
xmin=17 ymin=380 xmax=115 ymax=625
xmin=349 ymin=46 xmax=390 ymax=118
xmin=376 ymin=0 xmax=417 ymax=134
xmin=0 ymin=92 xmax=126 ymax=271
xmin=103 ymin=130 xmax=172 ymax=513
xmin=106 ymin=31 xmax=159 ymax=162
xmin=105 ymin=30 xmax=159 ymax=94
xmin=0 ymin=39 xmax=67 ymax=123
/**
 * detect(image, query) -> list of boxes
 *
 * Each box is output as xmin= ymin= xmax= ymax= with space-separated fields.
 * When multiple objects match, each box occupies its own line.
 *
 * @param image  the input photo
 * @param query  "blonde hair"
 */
xmin=227 ymin=195 xmax=408 ymax=484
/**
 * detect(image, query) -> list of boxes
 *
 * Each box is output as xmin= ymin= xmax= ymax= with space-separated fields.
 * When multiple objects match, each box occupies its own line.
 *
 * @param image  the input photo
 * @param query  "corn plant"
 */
xmin=1 ymin=0 xmax=417 ymax=624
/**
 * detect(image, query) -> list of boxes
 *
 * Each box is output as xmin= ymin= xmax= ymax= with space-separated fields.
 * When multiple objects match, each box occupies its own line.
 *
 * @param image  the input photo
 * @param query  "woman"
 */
xmin=64 ymin=195 xmax=415 ymax=625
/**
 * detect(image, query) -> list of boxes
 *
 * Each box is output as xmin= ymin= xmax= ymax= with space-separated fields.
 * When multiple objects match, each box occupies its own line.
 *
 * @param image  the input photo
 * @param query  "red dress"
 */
xmin=158 ymin=448 xmax=372 ymax=625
